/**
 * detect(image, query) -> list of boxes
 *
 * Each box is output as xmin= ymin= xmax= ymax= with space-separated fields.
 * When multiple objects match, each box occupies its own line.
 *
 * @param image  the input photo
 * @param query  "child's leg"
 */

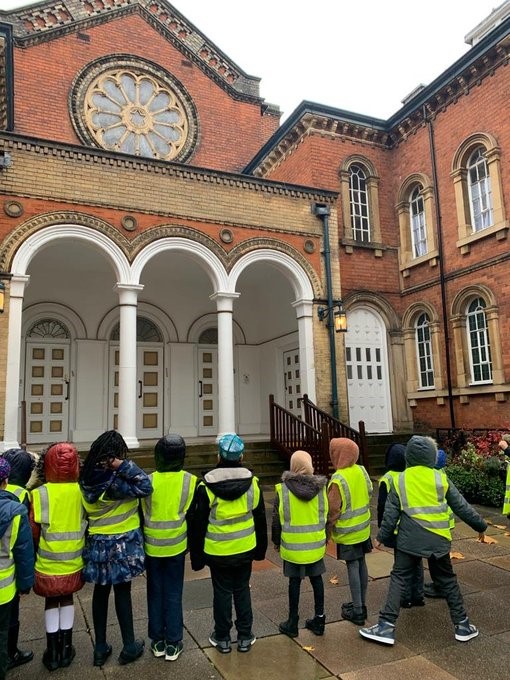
xmin=379 ymin=550 xmax=419 ymax=625
xmin=59 ymin=594 xmax=74 ymax=631
xmin=59 ymin=594 xmax=75 ymax=667
xmin=0 ymin=601 xmax=12 ymax=680
xmin=428 ymin=554 xmax=467 ymax=625
xmin=359 ymin=556 xmax=369 ymax=607
xmin=42 ymin=596 xmax=60 ymax=671
xmin=163 ymin=553 xmax=185 ymax=644
xmin=92 ymin=584 xmax=111 ymax=649
xmin=309 ymin=575 xmax=324 ymax=616
xmin=146 ymin=555 xmax=165 ymax=643
xmin=346 ymin=559 xmax=364 ymax=609
xmin=113 ymin=581 xmax=135 ymax=648
xmin=44 ymin=596 xmax=60 ymax=633
xmin=209 ymin=565 xmax=234 ymax=641
xmin=410 ymin=559 xmax=425 ymax=602
xmin=232 ymin=562 xmax=253 ymax=640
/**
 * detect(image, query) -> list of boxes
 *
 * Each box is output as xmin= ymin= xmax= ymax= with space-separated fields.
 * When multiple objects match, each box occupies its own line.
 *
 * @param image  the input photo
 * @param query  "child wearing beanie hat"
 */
xmin=0 ymin=456 xmax=34 ymax=680
xmin=272 ymin=450 xmax=328 ymax=638
xmin=498 ymin=435 xmax=510 ymax=519
xmin=360 ymin=435 xmax=487 ymax=646
xmin=141 ymin=434 xmax=197 ymax=662
xmin=327 ymin=438 xmax=373 ymax=626
xmin=190 ymin=433 xmax=267 ymax=654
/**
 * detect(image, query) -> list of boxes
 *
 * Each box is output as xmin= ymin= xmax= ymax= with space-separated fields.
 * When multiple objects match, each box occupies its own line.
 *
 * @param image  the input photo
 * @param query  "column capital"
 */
xmin=114 ymin=283 xmax=144 ymax=305
xmin=9 ymin=274 xmax=30 ymax=298
xmin=210 ymin=291 xmax=240 ymax=312
xmin=292 ymin=299 xmax=314 ymax=318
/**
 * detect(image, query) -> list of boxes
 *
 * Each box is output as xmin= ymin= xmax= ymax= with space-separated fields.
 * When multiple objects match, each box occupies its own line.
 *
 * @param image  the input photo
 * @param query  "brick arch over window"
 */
xmin=339 ymin=155 xmax=382 ymax=253
xmin=451 ymin=133 xmax=508 ymax=254
xmin=450 ymin=285 xmax=504 ymax=388
xmin=396 ymin=173 xmax=438 ymax=276
xmin=402 ymin=302 xmax=443 ymax=394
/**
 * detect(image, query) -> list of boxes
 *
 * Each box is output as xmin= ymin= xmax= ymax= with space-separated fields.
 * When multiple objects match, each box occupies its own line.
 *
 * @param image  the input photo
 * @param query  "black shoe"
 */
xmin=93 ymin=643 xmax=112 ymax=667
xmin=401 ymin=598 xmax=425 ymax=608
xmin=7 ymin=648 xmax=34 ymax=670
xmin=304 ymin=615 xmax=325 ymax=636
xmin=342 ymin=606 xmax=366 ymax=625
xmin=118 ymin=639 xmax=144 ymax=665
xmin=208 ymin=634 xmax=231 ymax=654
xmin=237 ymin=635 xmax=256 ymax=653
xmin=60 ymin=629 xmax=76 ymax=668
xmin=342 ymin=602 xmax=367 ymax=620
xmin=42 ymin=632 xmax=60 ymax=672
xmin=279 ymin=619 xmax=299 ymax=638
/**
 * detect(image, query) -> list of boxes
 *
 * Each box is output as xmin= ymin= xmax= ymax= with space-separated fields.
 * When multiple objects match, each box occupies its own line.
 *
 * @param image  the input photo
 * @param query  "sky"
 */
xmin=0 ymin=0 xmax=505 ymax=120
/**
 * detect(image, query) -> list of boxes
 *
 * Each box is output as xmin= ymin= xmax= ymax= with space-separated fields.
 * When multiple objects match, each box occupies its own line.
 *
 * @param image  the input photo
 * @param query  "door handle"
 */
xmin=138 ymin=380 xmax=143 ymax=399
xmin=65 ymin=379 xmax=70 ymax=401
xmin=198 ymin=380 xmax=203 ymax=398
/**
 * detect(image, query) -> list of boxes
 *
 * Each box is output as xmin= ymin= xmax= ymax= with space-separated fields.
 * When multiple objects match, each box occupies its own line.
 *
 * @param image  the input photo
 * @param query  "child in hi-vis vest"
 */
xmin=141 ymin=434 xmax=197 ymax=662
xmin=272 ymin=450 xmax=328 ymax=638
xmin=327 ymin=438 xmax=373 ymax=626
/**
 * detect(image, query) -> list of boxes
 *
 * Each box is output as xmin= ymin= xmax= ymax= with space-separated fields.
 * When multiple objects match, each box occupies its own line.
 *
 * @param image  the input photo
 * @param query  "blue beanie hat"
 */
xmin=435 ymin=448 xmax=447 ymax=469
xmin=218 ymin=433 xmax=244 ymax=461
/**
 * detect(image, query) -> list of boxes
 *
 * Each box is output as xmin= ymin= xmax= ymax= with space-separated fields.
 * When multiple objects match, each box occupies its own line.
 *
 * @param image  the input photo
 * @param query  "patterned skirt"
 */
xmin=82 ymin=527 xmax=145 ymax=586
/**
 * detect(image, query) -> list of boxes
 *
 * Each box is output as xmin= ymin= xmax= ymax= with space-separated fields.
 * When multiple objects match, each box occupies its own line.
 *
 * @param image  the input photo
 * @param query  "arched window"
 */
xmin=415 ymin=313 xmax=434 ymax=388
xmin=349 ymin=164 xmax=371 ymax=243
xmin=110 ymin=317 xmax=163 ymax=342
xmin=466 ymin=297 xmax=492 ymax=384
xmin=410 ymin=185 xmax=428 ymax=257
xmin=27 ymin=319 xmax=70 ymax=339
xmin=198 ymin=328 xmax=218 ymax=344
xmin=467 ymin=147 xmax=493 ymax=232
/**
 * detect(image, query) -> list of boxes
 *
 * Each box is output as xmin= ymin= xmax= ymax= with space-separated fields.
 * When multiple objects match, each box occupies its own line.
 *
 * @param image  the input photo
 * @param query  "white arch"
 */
xmin=228 ymin=249 xmax=314 ymax=300
xmin=11 ymin=224 xmax=131 ymax=283
xmin=22 ymin=302 xmax=87 ymax=339
xmin=131 ymin=238 xmax=228 ymax=291
xmin=97 ymin=302 xmax=178 ymax=343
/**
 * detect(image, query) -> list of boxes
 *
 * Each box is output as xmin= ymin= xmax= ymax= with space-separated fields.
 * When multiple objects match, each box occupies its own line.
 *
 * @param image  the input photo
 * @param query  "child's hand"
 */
xmin=373 ymin=539 xmax=382 ymax=550
xmin=109 ymin=458 xmax=123 ymax=470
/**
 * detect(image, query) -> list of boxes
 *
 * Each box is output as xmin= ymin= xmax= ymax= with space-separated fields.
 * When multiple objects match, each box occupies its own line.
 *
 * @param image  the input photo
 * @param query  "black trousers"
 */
xmin=0 ymin=600 xmax=12 ymax=680
xmin=380 ymin=549 xmax=467 ymax=625
xmin=209 ymin=562 xmax=253 ymax=641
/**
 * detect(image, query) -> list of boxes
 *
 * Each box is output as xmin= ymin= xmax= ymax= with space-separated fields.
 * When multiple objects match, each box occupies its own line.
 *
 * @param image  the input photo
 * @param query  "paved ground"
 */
xmin=11 ymin=488 xmax=510 ymax=680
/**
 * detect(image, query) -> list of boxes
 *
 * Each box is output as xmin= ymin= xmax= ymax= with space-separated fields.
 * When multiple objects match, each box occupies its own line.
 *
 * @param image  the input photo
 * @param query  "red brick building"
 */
xmin=0 ymin=0 xmax=509 ymax=451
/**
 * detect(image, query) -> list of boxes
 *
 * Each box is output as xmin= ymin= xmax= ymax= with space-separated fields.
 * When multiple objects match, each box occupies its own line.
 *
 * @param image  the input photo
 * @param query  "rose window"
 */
xmin=83 ymin=69 xmax=190 ymax=161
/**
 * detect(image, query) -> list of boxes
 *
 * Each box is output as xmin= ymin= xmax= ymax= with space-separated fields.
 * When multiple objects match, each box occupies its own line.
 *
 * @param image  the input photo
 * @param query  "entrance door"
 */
xmin=109 ymin=345 xmax=164 ymax=439
xmin=24 ymin=340 xmax=70 ymax=443
xmin=345 ymin=308 xmax=392 ymax=432
xmin=283 ymin=348 xmax=302 ymax=418
xmin=198 ymin=347 xmax=218 ymax=436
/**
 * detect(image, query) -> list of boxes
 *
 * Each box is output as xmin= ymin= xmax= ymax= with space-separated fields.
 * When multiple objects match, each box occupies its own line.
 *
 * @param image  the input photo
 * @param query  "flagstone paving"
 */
xmin=11 ymin=488 xmax=510 ymax=679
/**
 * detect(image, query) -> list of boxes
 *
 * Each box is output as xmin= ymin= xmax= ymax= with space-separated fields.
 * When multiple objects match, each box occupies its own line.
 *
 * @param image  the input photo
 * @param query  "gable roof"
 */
xmin=0 ymin=0 xmax=272 ymax=105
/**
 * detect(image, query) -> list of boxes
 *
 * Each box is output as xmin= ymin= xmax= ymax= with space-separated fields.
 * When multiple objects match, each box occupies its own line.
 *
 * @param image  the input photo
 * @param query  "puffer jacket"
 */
xmin=271 ymin=471 xmax=328 ymax=547
xmin=0 ymin=489 xmax=34 ymax=596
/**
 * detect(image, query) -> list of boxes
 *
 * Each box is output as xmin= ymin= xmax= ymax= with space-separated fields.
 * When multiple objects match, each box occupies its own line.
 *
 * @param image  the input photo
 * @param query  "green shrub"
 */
xmin=446 ymin=463 xmax=505 ymax=507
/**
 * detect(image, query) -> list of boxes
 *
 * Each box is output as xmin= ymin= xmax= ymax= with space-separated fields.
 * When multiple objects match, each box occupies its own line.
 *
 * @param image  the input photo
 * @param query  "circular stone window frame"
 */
xmin=69 ymin=55 xmax=199 ymax=163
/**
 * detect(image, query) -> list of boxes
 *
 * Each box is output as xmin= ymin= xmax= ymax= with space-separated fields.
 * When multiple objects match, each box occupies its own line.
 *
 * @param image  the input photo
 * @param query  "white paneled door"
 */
xmin=283 ymin=348 xmax=302 ymax=418
xmin=24 ymin=340 xmax=70 ymax=443
xmin=345 ymin=308 xmax=392 ymax=433
xmin=198 ymin=347 xmax=218 ymax=436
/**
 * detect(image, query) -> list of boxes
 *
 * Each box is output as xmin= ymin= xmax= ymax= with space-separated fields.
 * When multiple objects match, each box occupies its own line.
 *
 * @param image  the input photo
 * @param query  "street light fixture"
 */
xmin=317 ymin=302 xmax=347 ymax=333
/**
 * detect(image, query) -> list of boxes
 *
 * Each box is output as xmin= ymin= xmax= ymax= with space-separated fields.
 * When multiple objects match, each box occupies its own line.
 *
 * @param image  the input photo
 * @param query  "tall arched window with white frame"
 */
xmin=349 ymin=164 xmax=371 ymax=242
xmin=467 ymin=147 xmax=493 ymax=232
xmin=410 ymin=185 xmax=428 ymax=257
xmin=415 ymin=313 xmax=434 ymax=388
xmin=467 ymin=297 xmax=492 ymax=383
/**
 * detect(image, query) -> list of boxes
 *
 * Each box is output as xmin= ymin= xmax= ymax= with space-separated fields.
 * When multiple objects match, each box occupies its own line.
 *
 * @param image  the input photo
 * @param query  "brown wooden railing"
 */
xmin=269 ymin=394 xmax=367 ymax=476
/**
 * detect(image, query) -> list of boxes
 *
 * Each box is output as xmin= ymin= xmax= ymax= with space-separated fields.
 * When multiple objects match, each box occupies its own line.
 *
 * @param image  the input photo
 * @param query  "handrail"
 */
xmin=302 ymin=393 xmax=368 ymax=473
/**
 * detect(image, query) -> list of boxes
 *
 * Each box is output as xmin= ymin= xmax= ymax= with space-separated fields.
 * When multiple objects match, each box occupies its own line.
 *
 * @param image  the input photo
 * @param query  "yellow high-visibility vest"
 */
xmin=142 ymin=470 xmax=197 ymax=557
xmin=0 ymin=514 xmax=20 ymax=605
xmin=329 ymin=465 xmax=372 ymax=545
xmin=6 ymin=484 xmax=30 ymax=504
xmin=379 ymin=470 xmax=401 ymax=494
xmin=503 ymin=463 xmax=510 ymax=515
xmin=82 ymin=494 xmax=139 ymax=535
xmin=396 ymin=466 xmax=451 ymax=539
xmin=204 ymin=478 xmax=260 ymax=557
xmin=31 ymin=483 xmax=86 ymax=575
xmin=275 ymin=483 xmax=327 ymax=564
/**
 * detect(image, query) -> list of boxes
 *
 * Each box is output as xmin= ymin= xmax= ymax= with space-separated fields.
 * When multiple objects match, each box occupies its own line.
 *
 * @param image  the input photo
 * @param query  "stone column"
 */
xmin=211 ymin=292 xmax=240 ymax=438
xmin=292 ymin=299 xmax=316 ymax=403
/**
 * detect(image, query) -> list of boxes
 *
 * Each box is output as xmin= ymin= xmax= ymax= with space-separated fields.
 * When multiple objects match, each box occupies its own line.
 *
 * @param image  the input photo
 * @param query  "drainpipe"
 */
xmin=423 ymin=106 xmax=456 ymax=428
xmin=312 ymin=203 xmax=339 ymax=419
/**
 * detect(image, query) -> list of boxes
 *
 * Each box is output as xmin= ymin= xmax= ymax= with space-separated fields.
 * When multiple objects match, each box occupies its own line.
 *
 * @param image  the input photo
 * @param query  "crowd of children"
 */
xmin=0 ymin=429 xmax=503 ymax=675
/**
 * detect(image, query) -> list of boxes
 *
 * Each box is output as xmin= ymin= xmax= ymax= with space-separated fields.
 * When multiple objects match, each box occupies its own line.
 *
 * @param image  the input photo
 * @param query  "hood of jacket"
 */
xmin=405 ymin=436 xmax=437 ymax=468
xmin=384 ymin=443 xmax=406 ymax=473
xmin=282 ymin=471 xmax=328 ymax=500
xmin=0 ymin=489 xmax=27 ymax=539
xmin=45 ymin=442 xmax=80 ymax=483
xmin=203 ymin=462 xmax=254 ymax=501
xmin=329 ymin=437 xmax=359 ymax=469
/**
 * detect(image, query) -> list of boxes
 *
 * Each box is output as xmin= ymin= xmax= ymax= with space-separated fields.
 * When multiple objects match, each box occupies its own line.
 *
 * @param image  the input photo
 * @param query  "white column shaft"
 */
xmin=212 ymin=292 xmax=239 ymax=438
xmin=293 ymin=299 xmax=317 ymax=403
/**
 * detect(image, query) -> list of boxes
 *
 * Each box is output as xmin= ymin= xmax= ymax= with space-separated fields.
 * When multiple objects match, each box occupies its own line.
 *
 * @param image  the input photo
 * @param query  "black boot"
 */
xmin=7 ymin=622 xmax=33 ymax=670
xmin=42 ymin=632 xmax=60 ymax=671
xmin=305 ymin=614 xmax=325 ymax=636
xmin=278 ymin=616 xmax=299 ymax=638
xmin=60 ymin=629 xmax=76 ymax=668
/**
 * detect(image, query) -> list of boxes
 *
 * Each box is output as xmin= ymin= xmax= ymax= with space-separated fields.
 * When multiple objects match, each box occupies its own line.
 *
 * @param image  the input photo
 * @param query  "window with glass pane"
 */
xmin=467 ymin=297 xmax=492 ymax=383
xmin=415 ymin=313 xmax=434 ymax=388
xmin=467 ymin=147 xmax=493 ymax=232
xmin=349 ymin=164 xmax=371 ymax=242
xmin=410 ymin=185 xmax=427 ymax=257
